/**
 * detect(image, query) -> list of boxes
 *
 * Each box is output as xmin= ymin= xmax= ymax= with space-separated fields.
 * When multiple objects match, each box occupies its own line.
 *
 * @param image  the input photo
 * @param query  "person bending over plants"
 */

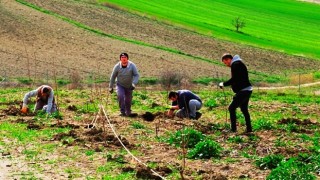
xmin=167 ymin=90 xmax=202 ymax=120
xmin=21 ymin=85 xmax=57 ymax=114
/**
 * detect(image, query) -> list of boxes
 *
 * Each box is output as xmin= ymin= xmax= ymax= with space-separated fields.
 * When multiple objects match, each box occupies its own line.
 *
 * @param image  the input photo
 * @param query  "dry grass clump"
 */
xmin=289 ymin=73 xmax=314 ymax=85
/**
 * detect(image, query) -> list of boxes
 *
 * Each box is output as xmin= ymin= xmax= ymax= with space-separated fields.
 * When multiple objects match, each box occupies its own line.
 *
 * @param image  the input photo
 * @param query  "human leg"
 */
xmin=175 ymin=109 xmax=187 ymax=118
xmin=116 ymin=84 xmax=126 ymax=115
xmin=35 ymin=100 xmax=45 ymax=112
xmin=228 ymin=99 xmax=238 ymax=132
xmin=188 ymin=99 xmax=202 ymax=119
xmin=124 ymin=88 xmax=133 ymax=115
xmin=240 ymin=91 xmax=252 ymax=132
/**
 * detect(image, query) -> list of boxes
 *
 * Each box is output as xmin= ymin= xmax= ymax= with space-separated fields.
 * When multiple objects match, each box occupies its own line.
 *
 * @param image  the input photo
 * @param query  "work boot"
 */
xmin=127 ymin=113 xmax=138 ymax=117
xmin=195 ymin=112 xmax=202 ymax=120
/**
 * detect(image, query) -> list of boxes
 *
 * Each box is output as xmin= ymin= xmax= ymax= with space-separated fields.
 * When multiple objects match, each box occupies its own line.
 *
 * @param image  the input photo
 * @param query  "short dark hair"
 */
xmin=221 ymin=53 xmax=233 ymax=61
xmin=168 ymin=91 xmax=178 ymax=99
xmin=120 ymin=52 xmax=129 ymax=59
xmin=42 ymin=87 xmax=50 ymax=93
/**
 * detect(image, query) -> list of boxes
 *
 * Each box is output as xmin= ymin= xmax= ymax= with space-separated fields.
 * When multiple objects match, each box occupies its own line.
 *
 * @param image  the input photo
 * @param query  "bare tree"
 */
xmin=232 ymin=16 xmax=246 ymax=32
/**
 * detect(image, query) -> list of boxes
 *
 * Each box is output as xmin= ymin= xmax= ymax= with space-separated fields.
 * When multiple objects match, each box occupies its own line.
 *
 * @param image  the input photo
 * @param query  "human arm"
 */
xmin=109 ymin=64 xmax=119 ymax=92
xmin=131 ymin=63 xmax=139 ymax=86
xmin=21 ymin=89 xmax=37 ymax=113
xmin=22 ymin=90 xmax=38 ymax=107
xmin=167 ymin=105 xmax=179 ymax=117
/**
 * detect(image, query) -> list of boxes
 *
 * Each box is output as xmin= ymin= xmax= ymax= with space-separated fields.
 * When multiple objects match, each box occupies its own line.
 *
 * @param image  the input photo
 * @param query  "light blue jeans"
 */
xmin=176 ymin=99 xmax=202 ymax=118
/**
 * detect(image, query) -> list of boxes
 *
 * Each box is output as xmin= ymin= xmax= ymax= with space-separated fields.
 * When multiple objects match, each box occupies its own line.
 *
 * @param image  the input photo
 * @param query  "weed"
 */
xmin=97 ymin=161 xmax=124 ymax=173
xmin=131 ymin=121 xmax=145 ymax=129
xmin=22 ymin=149 xmax=39 ymax=159
xmin=281 ymin=123 xmax=300 ymax=133
xmin=227 ymin=136 xmax=245 ymax=143
xmin=168 ymin=127 xmax=205 ymax=148
xmin=204 ymin=98 xmax=218 ymax=110
xmin=253 ymin=117 xmax=274 ymax=131
xmin=267 ymin=157 xmax=317 ymax=180
xmin=85 ymin=150 xmax=95 ymax=156
xmin=187 ymin=139 xmax=222 ymax=159
xmin=101 ymin=172 xmax=135 ymax=180
xmin=255 ymin=154 xmax=285 ymax=170
xmin=274 ymin=138 xmax=287 ymax=147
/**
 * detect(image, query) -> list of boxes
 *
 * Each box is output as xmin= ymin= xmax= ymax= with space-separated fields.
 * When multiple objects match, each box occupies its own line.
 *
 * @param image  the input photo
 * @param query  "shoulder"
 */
xmin=128 ymin=61 xmax=137 ymax=67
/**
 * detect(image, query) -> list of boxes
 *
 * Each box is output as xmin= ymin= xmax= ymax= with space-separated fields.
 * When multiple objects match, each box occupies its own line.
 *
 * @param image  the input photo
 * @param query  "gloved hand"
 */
xmin=21 ymin=106 xmax=28 ymax=114
xmin=131 ymin=84 xmax=136 ymax=90
xmin=109 ymin=88 xmax=113 ymax=94
xmin=219 ymin=82 xmax=224 ymax=89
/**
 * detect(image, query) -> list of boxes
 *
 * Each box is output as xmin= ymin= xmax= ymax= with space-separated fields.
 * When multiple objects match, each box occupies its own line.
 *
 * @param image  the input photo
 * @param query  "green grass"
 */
xmin=101 ymin=0 xmax=320 ymax=60
xmin=0 ymin=86 xmax=319 ymax=179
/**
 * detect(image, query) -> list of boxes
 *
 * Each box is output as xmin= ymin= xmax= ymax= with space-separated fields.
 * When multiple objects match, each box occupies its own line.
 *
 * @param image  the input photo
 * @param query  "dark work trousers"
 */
xmin=228 ymin=90 xmax=252 ymax=132
xmin=116 ymin=83 xmax=133 ymax=115
xmin=35 ymin=100 xmax=57 ymax=113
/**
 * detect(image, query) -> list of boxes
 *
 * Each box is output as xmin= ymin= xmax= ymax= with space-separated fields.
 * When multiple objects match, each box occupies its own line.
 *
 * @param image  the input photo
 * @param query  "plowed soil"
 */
xmin=1 ymin=0 xmax=320 ymax=81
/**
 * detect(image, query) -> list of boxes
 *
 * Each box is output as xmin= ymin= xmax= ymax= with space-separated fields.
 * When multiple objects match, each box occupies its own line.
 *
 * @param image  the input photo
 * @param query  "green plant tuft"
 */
xmin=187 ymin=139 xmax=222 ymax=159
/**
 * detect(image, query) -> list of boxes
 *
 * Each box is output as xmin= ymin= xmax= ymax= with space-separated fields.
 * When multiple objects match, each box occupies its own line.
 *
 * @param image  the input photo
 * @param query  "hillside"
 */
xmin=1 ymin=1 xmax=320 ymax=179
xmin=1 ymin=0 xmax=320 ymax=84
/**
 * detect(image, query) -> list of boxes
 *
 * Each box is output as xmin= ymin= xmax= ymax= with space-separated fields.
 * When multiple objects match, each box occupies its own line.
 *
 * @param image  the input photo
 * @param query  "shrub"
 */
xmin=255 ymin=154 xmax=285 ymax=170
xmin=159 ymin=71 xmax=184 ymax=90
xmin=187 ymin=139 xmax=222 ymax=159
xmin=168 ymin=128 xmax=204 ymax=148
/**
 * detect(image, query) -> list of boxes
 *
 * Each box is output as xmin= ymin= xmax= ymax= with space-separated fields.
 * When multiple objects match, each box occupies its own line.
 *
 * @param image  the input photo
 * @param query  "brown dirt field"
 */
xmin=0 ymin=89 xmax=320 ymax=179
xmin=1 ymin=0 xmax=320 ymax=82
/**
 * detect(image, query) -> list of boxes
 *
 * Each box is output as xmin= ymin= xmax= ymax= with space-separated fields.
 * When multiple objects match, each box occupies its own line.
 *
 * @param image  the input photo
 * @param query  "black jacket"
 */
xmin=224 ymin=60 xmax=251 ymax=93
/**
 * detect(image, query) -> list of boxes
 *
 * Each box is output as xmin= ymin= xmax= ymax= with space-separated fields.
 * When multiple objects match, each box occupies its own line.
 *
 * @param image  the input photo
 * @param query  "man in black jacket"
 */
xmin=219 ymin=53 xmax=253 ymax=133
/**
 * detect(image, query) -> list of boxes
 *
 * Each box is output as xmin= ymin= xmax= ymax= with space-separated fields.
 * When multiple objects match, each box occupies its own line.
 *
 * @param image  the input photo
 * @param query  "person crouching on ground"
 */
xmin=109 ymin=52 xmax=140 ymax=117
xmin=219 ymin=53 xmax=253 ymax=133
xmin=167 ymin=90 xmax=202 ymax=120
xmin=21 ymin=85 xmax=57 ymax=114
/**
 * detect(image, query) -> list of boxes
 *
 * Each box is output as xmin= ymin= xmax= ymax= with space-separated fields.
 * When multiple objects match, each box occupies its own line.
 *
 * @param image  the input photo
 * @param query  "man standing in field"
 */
xmin=21 ymin=85 xmax=57 ymax=114
xmin=219 ymin=53 xmax=253 ymax=133
xmin=167 ymin=90 xmax=202 ymax=120
xmin=109 ymin=52 xmax=140 ymax=117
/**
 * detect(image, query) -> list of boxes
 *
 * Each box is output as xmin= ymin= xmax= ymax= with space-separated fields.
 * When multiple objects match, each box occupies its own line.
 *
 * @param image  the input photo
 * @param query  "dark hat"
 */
xmin=221 ymin=53 xmax=233 ymax=61
xmin=120 ymin=52 xmax=129 ymax=59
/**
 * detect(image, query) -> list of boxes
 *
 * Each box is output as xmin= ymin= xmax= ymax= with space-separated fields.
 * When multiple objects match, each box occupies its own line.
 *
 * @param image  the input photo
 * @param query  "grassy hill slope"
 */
xmin=102 ymin=0 xmax=320 ymax=59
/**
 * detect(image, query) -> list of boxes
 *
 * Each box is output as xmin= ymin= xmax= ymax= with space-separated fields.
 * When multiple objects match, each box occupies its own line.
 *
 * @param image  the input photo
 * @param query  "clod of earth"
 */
xmin=142 ymin=111 xmax=155 ymax=121
xmin=136 ymin=165 xmax=162 ymax=180
xmin=67 ymin=105 xmax=77 ymax=111
xmin=27 ymin=123 xmax=42 ymax=130
xmin=278 ymin=117 xmax=319 ymax=125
